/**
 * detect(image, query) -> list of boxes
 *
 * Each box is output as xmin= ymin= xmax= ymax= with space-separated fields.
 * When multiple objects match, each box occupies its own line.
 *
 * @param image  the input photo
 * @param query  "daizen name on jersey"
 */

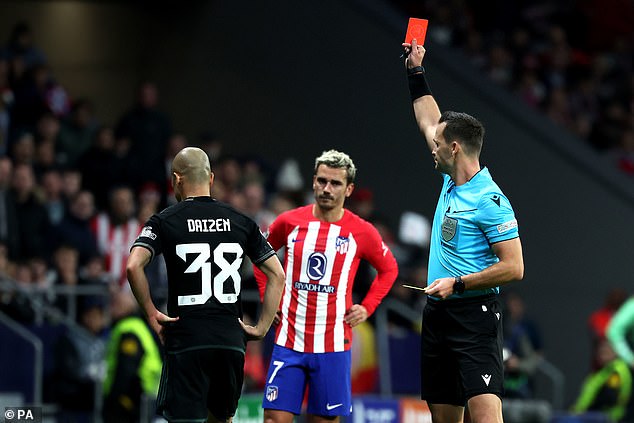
xmin=186 ymin=218 xmax=231 ymax=232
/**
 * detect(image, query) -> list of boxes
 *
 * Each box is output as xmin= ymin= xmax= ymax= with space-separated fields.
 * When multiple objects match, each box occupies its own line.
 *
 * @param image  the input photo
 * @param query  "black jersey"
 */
xmin=131 ymin=196 xmax=275 ymax=353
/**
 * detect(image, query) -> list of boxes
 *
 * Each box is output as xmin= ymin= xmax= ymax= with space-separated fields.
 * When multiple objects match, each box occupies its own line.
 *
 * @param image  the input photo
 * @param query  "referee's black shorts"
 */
xmin=420 ymin=294 xmax=504 ymax=405
xmin=157 ymin=347 xmax=245 ymax=422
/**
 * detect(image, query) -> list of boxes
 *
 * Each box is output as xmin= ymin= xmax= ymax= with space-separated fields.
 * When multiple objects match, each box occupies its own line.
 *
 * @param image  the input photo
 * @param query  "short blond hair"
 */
xmin=314 ymin=150 xmax=356 ymax=183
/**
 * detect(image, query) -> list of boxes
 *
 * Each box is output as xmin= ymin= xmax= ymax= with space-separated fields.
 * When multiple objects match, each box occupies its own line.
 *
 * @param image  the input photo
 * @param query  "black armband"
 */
xmin=408 ymin=71 xmax=432 ymax=101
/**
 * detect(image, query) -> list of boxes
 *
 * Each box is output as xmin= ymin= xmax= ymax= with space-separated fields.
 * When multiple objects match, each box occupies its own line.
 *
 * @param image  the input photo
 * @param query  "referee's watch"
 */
xmin=453 ymin=276 xmax=465 ymax=295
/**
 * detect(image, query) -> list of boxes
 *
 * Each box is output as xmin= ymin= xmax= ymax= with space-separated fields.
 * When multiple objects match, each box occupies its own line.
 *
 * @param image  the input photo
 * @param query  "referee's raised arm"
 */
xmin=403 ymin=38 xmax=441 ymax=154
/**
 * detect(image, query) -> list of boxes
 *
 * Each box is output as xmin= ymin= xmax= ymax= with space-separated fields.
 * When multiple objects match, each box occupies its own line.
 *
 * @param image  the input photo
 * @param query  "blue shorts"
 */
xmin=262 ymin=345 xmax=352 ymax=416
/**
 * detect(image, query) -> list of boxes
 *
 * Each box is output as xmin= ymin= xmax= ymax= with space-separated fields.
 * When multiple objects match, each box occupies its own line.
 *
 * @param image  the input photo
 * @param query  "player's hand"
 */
xmin=239 ymin=318 xmax=268 ymax=341
xmin=402 ymin=38 xmax=425 ymax=69
xmin=424 ymin=277 xmax=455 ymax=299
xmin=149 ymin=310 xmax=179 ymax=344
xmin=273 ymin=310 xmax=282 ymax=326
xmin=344 ymin=304 xmax=368 ymax=327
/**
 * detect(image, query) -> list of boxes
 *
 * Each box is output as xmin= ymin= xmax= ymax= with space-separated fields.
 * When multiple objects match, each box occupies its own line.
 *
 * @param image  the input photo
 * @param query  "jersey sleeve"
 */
xmin=476 ymin=191 xmax=519 ymax=244
xmin=358 ymin=222 xmax=399 ymax=316
xmin=253 ymin=214 xmax=286 ymax=300
xmin=245 ymin=217 xmax=276 ymax=265
xmin=131 ymin=214 xmax=162 ymax=261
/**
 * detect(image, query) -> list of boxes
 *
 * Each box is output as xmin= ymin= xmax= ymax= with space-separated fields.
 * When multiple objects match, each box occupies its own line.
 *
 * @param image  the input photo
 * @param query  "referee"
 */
xmin=126 ymin=147 xmax=285 ymax=423
xmin=403 ymin=39 xmax=525 ymax=423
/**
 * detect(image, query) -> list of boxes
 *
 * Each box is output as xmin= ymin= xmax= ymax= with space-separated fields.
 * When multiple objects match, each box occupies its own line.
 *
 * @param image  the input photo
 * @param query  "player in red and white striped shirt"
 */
xmin=91 ymin=186 xmax=141 ymax=286
xmin=256 ymin=150 xmax=398 ymax=423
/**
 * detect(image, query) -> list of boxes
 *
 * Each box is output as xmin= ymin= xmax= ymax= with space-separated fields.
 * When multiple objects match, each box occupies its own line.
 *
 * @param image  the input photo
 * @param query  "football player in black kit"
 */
xmin=126 ymin=147 xmax=285 ymax=423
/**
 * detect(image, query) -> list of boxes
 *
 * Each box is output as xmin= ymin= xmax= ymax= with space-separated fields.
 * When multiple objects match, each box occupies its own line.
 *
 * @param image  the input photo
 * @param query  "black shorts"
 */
xmin=420 ymin=294 xmax=503 ymax=405
xmin=157 ymin=347 xmax=245 ymax=422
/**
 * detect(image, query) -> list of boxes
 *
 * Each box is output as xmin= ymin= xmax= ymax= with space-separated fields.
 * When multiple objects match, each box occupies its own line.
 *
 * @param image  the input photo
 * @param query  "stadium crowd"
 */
xmin=395 ymin=0 xmax=634 ymax=175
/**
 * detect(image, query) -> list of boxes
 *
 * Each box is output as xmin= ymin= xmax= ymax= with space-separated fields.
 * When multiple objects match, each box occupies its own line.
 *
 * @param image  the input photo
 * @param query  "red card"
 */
xmin=404 ymin=18 xmax=428 ymax=45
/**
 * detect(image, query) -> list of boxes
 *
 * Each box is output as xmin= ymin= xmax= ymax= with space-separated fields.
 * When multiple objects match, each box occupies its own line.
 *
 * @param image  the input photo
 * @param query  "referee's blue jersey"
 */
xmin=427 ymin=167 xmax=519 ymax=299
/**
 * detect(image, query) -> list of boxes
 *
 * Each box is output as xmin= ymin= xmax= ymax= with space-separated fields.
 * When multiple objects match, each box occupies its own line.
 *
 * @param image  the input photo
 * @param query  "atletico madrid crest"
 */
xmin=266 ymin=386 xmax=279 ymax=402
xmin=336 ymin=236 xmax=349 ymax=254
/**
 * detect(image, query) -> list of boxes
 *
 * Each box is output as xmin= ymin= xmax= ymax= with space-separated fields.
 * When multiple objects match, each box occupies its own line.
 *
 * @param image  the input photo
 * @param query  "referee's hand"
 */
xmin=424 ymin=277 xmax=455 ymax=299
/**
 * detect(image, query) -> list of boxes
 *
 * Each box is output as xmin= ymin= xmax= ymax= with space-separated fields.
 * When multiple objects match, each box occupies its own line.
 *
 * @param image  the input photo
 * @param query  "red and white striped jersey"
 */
xmin=91 ymin=213 xmax=141 ymax=285
xmin=256 ymin=205 xmax=398 ymax=353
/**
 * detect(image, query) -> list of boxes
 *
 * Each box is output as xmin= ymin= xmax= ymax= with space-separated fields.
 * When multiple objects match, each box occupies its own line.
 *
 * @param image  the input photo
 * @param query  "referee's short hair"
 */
xmin=440 ymin=111 xmax=484 ymax=156
xmin=314 ymin=150 xmax=356 ymax=184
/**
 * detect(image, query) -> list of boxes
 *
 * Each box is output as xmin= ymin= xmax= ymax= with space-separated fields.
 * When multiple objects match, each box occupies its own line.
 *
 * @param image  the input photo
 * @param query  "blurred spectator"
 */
xmin=35 ymin=111 xmax=60 ymax=145
xmin=268 ymin=191 xmax=301 ymax=216
xmin=227 ymin=189 xmax=246 ymax=211
xmin=607 ymin=297 xmax=634 ymax=368
xmin=80 ymin=255 xmax=110 ymax=286
xmin=11 ymin=63 xmax=68 ymax=135
xmin=571 ymin=339 xmax=632 ymax=422
xmin=198 ymin=130 xmax=223 ymax=166
xmin=0 ymin=242 xmax=10 ymax=277
xmin=614 ymin=127 xmax=634 ymax=175
xmin=53 ymin=190 xmax=98 ymax=265
xmin=0 ymin=254 xmax=35 ymax=324
xmin=589 ymin=288 xmax=629 ymax=369
xmin=90 ymin=185 xmax=140 ymax=286
xmin=60 ymin=167 xmax=82 ymax=204
xmin=215 ymin=156 xmax=242 ymax=197
xmin=503 ymin=291 xmax=544 ymax=399
xmin=115 ymin=81 xmax=171 ymax=193
xmin=39 ymin=167 xmax=66 ymax=225
xmin=52 ymin=295 xmax=106 ymax=423
xmin=29 ymin=255 xmax=50 ymax=289
xmin=10 ymin=131 xmax=35 ymax=165
xmin=10 ymin=163 xmax=51 ymax=259
xmin=102 ymin=288 xmax=162 ymax=423
xmin=78 ymin=125 xmax=128 ymax=210
xmin=137 ymin=182 xmax=161 ymax=224
xmin=57 ymin=99 xmax=98 ymax=167
xmin=348 ymin=187 xmax=376 ymax=222
xmin=49 ymin=244 xmax=84 ymax=318
xmin=33 ymin=135 xmax=57 ymax=177
xmin=5 ymin=21 xmax=46 ymax=69
xmin=0 ymin=52 xmax=13 ymax=136
xmin=135 ymin=182 xmax=169 ymax=304
xmin=242 ymin=179 xmax=275 ymax=232
xmin=164 ymin=133 xmax=189 ymax=206
xmin=590 ymin=289 xmax=629 ymax=340
xmin=0 ymin=157 xmax=19 ymax=259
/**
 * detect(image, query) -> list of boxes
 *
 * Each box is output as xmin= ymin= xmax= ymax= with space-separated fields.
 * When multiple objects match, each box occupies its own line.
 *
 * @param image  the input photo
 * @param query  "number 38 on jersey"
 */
xmin=175 ymin=242 xmax=244 ymax=306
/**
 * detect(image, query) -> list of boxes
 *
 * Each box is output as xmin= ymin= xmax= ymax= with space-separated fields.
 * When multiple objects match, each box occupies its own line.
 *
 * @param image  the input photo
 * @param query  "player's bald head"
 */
xmin=172 ymin=147 xmax=212 ymax=185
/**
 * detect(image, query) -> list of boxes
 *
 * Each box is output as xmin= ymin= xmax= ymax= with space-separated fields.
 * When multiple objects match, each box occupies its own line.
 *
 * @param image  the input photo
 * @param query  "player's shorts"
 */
xmin=262 ymin=345 xmax=352 ymax=416
xmin=420 ymin=294 xmax=504 ymax=405
xmin=157 ymin=347 xmax=244 ymax=422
